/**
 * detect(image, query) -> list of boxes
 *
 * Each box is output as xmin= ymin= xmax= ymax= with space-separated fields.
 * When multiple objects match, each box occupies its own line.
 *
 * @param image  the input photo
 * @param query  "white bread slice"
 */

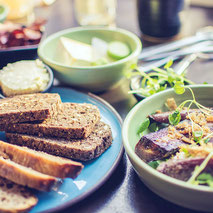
xmin=0 ymin=156 xmax=57 ymax=191
xmin=0 ymin=140 xmax=83 ymax=179
xmin=0 ymin=177 xmax=38 ymax=213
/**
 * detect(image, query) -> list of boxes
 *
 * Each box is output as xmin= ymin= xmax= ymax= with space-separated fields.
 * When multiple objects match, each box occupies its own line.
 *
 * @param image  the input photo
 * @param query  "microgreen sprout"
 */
xmin=169 ymin=86 xmax=213 ymax=144
xmin=168 ymin=110 xmax=181 ymax=126
xmin=187 ymin=151 xmax=213 ymax=185
xmin=128 ymin=60 xmax=194 ymax=97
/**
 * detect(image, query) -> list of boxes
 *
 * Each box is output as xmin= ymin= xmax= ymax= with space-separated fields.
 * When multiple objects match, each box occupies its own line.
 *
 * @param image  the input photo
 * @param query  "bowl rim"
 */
xmin=38 ymin=26 xmax=142 ymax=69
xmin=122 ymin=84 xmax=213 ymax=193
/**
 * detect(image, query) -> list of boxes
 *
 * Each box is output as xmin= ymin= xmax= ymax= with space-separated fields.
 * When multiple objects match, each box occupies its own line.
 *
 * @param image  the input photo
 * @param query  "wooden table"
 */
xmin=36 ymin=0 xmax=213 ymax=212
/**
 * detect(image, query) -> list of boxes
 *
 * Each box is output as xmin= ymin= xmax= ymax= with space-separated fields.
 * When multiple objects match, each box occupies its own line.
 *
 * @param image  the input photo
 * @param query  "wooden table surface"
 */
xmin=35 ymin=0 xmax=213 ymax=212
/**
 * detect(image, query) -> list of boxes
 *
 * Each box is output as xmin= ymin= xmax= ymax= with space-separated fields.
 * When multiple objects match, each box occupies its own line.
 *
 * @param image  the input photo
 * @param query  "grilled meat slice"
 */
xmin=135 ymin=128 xmax=184 ymax=162
xmin=149 ymin=110 xmax=190 ymax=124
xmin=157 ymin=158 xmax=213 ymax=181
xmin=150 ymin=108 xmax=213 ymax=124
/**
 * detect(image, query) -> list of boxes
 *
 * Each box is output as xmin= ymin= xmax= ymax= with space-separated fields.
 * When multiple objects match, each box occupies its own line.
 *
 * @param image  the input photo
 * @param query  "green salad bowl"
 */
xmin=38 ymin=27 xmax=142 ymax=92
xmin=122 ymin=85 xmax=213 ymax=211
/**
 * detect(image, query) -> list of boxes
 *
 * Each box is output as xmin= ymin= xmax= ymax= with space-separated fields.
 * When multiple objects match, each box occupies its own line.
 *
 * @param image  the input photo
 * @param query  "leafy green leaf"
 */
xmin=193 ymin=130 xmax=203 ymax=143
xmin=164 ymin=59 xmax=173 ymax=69
xmin=148 ymin=122 xmax=159 ymax=132
xmin=203 ymin=81 xmax=208 ymax=85
xmin=169 ymin=110 xmax=181 ymax=126
xmin=137 ymin=118 xmax=150 ymax=135
xmin=197 ymin=173 xmax=213 ymax=188
xmin=181 ymin=147 xmax=191 ymax=157
xmin=204 ymin=138 xmax=210 ymax=144
xmin=148 ymin=161 xmax=160 ymax=169
xmin=130 ymin=63 xmax=137 ymax=70
xmin=174 ymin=81 xmax=185 ymax=94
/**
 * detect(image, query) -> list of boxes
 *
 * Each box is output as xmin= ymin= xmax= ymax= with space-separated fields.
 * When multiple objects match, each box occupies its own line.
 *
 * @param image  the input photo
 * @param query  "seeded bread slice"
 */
xmin=2 ymin=103 xmax=100 ymax=139
xmin=0 ymin=93 xmax=62 ymax=125
xmin=0 ymin=140 xmax=83 ymax=179
xmin=0 ymin=177 xmax=38 ymax=213
xmin=6 ymin=121 xmax=113 ymax=161
xmin=0 ymin=156 xmax=57 ymax=191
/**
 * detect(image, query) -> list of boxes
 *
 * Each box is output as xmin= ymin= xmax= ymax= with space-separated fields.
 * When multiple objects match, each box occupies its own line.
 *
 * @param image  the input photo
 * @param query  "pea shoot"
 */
xmin=128 ymin=60 xmax=194 ymax=97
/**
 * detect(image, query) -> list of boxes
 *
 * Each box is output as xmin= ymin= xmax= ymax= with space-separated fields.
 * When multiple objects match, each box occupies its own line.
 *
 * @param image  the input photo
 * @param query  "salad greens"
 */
xmin=187 ymin=151 xmax=213 ymax=187
xmin=168 ymin=86 xmax=213 ymax=145
xmin=136 ymin=85 xmax=213 ymax=188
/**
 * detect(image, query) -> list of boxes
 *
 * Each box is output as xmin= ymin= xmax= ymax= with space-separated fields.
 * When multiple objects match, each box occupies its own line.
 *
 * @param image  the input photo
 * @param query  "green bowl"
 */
xmin=0 ymin=4 xmax=8 ymax=23
xmin=122 ymin=85 xmax=213 ymax=211
xmin=38 ymin=27 xmax=142 ymax=92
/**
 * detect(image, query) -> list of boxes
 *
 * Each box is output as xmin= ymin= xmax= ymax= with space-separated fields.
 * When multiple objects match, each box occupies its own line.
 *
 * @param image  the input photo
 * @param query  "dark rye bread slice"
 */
xmin=0 ymin=177 xmax=38 ymax=213
xmin=6 ymin=121 xmax=113 ymax=161
xmin=2 ymin=102 xmax=100 ymax=139
xmin=0 ymin=140 xmax=83 ymax=179
xmin=0 ymin=156 xmax=57 ymax=191
xmin=0 ymin=93 xmax=61 ymax=125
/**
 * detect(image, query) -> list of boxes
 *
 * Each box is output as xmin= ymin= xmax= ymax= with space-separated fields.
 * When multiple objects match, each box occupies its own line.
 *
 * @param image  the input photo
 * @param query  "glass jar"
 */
xmin=137 ymin=0 xmax=189 ymax=42
xmin=74 ymin=0 xmax=117 ymax=26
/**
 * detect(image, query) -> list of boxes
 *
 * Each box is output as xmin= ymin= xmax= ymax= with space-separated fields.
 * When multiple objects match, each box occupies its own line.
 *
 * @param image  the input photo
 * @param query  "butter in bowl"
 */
xmin=0 ymin=59 xmax=54 ymax=98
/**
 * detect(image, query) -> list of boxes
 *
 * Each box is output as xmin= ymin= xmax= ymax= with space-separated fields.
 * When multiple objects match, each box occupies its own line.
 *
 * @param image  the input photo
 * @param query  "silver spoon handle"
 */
xmin=138 ymin=34 xmax=210 ymax=60
xmin=173 ymin=54 xmax=198 ymax=75
xmin=138 ymin=56 xmax=179 ymax=72
xmin=142 ymin=40 xmax=213 ymax=61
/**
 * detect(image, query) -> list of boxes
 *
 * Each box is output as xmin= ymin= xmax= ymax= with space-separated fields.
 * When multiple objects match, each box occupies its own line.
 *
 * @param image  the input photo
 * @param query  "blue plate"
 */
xmin=14 ymin=87 xmax=122 ymax=213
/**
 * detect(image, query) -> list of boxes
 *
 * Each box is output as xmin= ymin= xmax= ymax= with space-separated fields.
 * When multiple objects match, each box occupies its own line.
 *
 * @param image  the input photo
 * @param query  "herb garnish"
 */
xmin=168 ymin=110 xmax=181 ymax=126
xmin=196 ymin=173 xmax=213 ymax=188
xmin=137 ymin=118 xmax=150 ymax=136
xmin=128 ymin=60 xmax=194 ymax=97
xmin=168 ymin=86 xmax=213 ymax=144
xmin=187 ymin=151 xmax=213 ymax=186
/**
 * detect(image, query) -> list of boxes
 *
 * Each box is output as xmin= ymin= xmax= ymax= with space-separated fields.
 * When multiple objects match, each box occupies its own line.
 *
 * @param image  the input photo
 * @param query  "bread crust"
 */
xmin=2 ymin=103 xmax=100 ymax=139
xmin=6 ymin=122 xmax=113 ymax=161
xmin=0 ymin=177 xmax=38 ymax=213
xmin=0 ymin=157 xmax=57 ymax=191
xmin=0 ymin=93 xmax=62 ymax=125
xmin=0 ymin=141 xmax=83 ymax=179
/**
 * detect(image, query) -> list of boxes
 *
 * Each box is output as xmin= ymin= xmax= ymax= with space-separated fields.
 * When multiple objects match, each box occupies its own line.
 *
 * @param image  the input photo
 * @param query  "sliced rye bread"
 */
xmin=0 ymin=93 xmax=61 ymax=125
xmin=0 ymin=177 xmax=38 ymax=213
xmin=0 ymin=156 xmax=57 ymax=191
xmin=2 ymin=102 xmax=100 ymax=139
xmin=0 ymin=140 xmax=83 ymax=179
xmin=6 ymin=121 xmax=113 ymax=161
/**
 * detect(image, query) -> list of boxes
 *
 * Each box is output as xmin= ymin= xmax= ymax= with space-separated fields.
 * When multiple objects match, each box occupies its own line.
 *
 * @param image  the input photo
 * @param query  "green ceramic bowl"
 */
xmin=0 ymin=4 xmax=8 ymax=23
xmin=38 ymin=27 xmax=142 ymax=92
xmin=122 ymin=85 xmax=213 ymax=211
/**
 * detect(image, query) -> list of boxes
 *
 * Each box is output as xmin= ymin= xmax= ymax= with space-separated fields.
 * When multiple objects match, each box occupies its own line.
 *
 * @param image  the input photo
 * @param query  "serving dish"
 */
xmin=0 ymin=86 xmax=123 ymax=212
xmin=38 ymin=27 xmax=142 ymax=92
xmin=0 ymin=20 xmax=45 ymax=68
xmin=0 ymin=63 xmax=54 ymax=98
xmin=122 ymin=85 xmax=213 ymax=211
xmin=0 ymin=45 xmax=39 ymax=68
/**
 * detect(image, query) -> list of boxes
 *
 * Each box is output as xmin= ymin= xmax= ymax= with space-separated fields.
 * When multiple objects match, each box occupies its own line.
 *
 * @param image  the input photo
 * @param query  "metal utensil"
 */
xmin=142 ymin=40 xmax=213 ymax=61
xmin=138 ymin=27 xmax=213 ymax=60
xmin=138 ymin=56 xmax=179 ymax=72
xmin=173 ymin=54 xmax=198 ymax=75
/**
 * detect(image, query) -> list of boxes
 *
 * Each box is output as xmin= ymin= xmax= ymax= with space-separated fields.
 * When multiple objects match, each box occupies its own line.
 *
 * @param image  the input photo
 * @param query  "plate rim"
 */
xmin=0 ymin=44 xmax=38 ymax=53
xmin=39 ymin=87 xmax=123 ymax=213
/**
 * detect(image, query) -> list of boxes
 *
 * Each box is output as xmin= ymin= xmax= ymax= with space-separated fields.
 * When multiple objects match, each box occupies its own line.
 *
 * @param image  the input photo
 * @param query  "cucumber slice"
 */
xmin=107 ymin=41 xmax=130 ymax=60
